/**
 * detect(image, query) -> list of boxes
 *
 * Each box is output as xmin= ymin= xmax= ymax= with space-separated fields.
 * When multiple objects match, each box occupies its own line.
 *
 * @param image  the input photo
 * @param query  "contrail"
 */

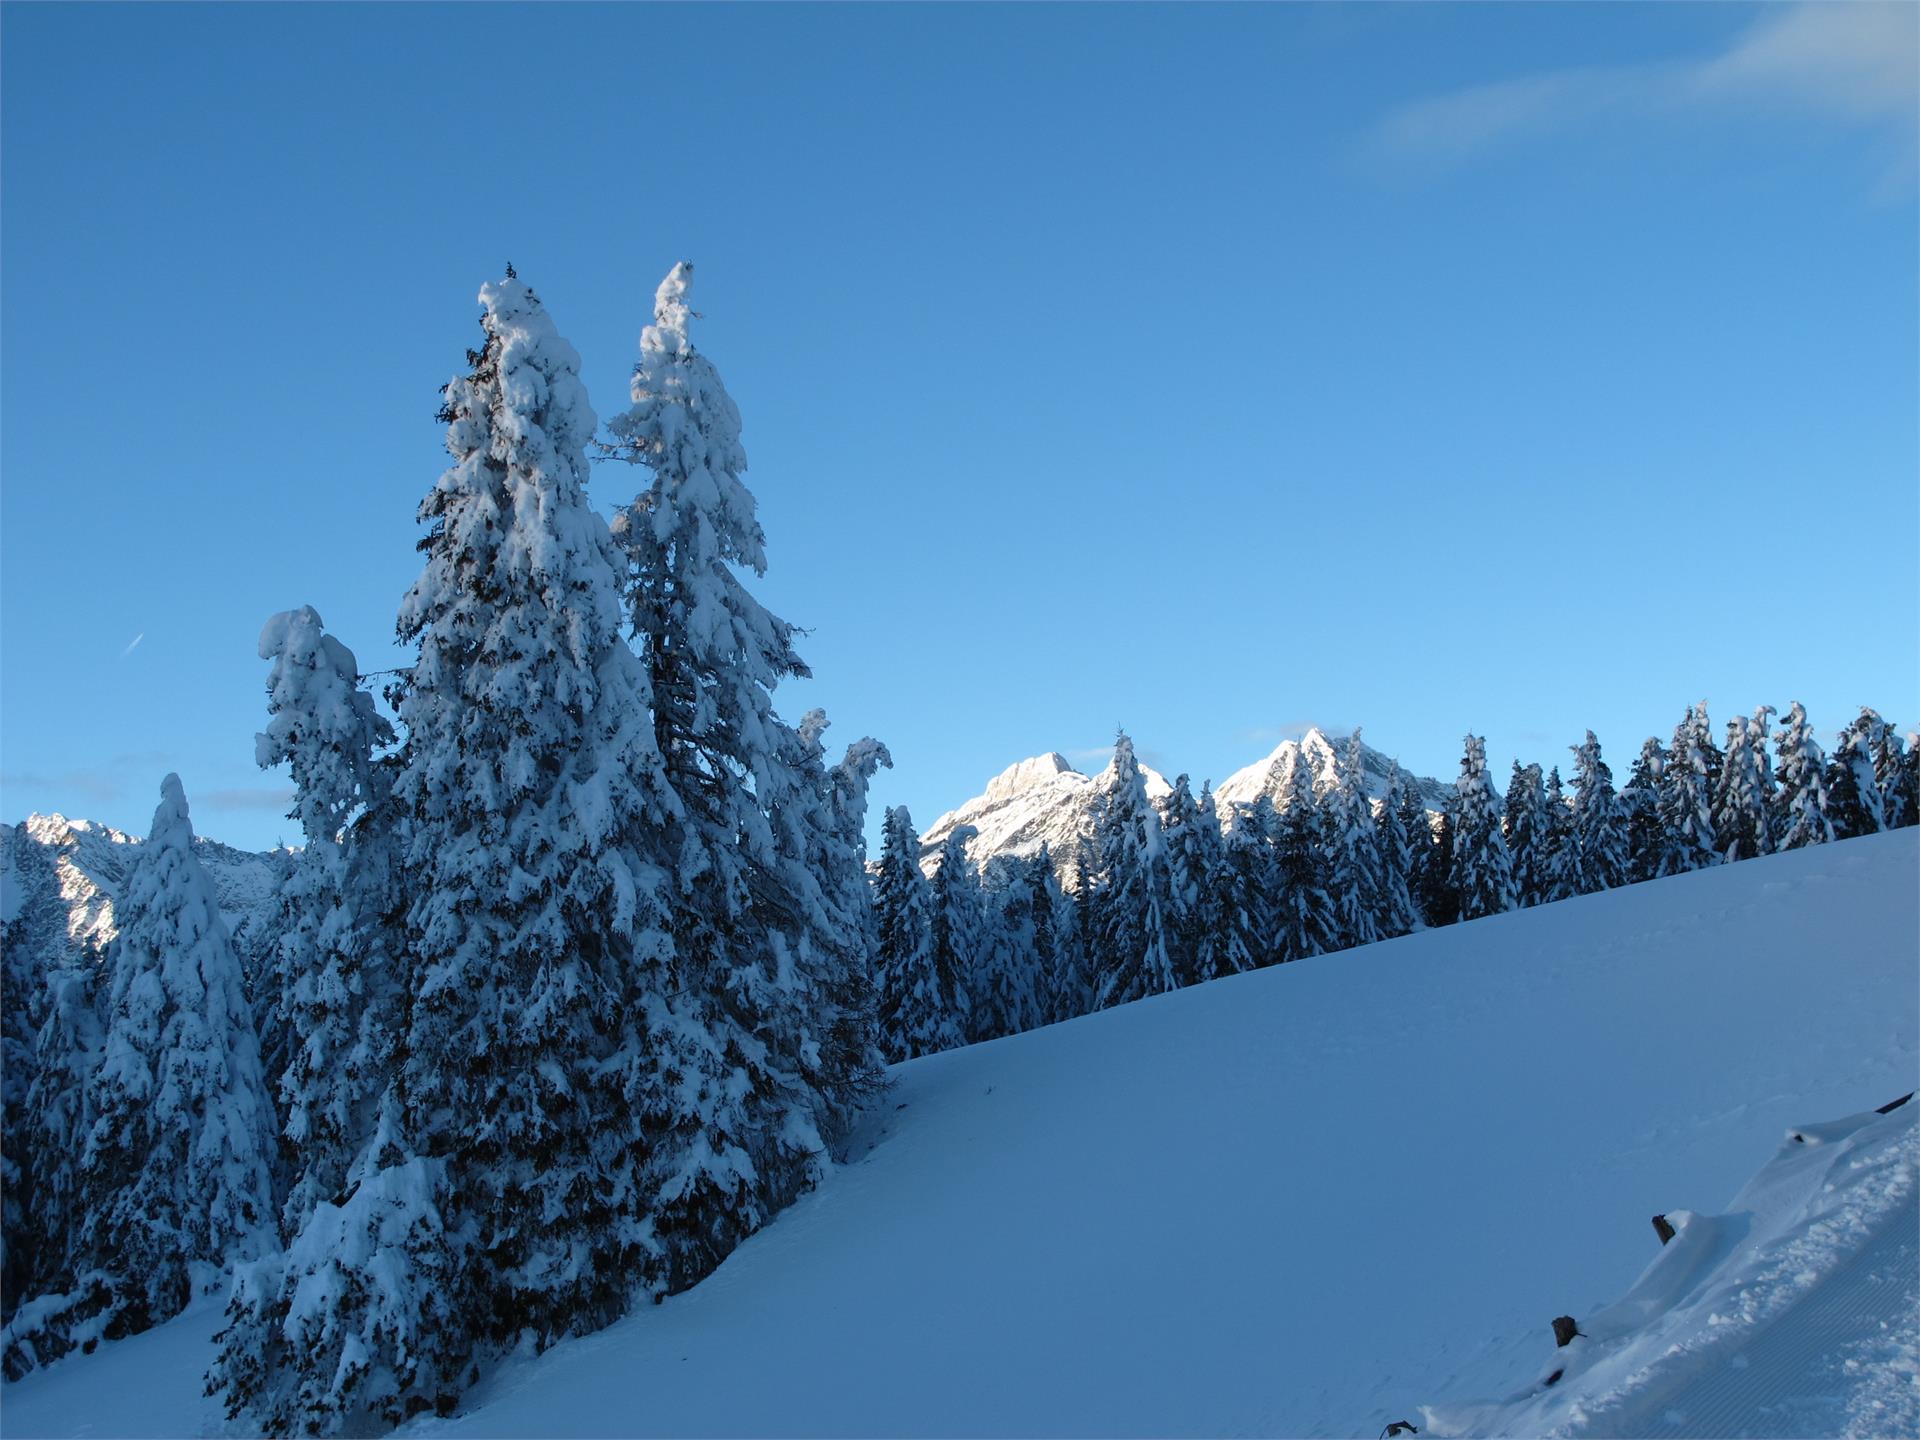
xmin=119 ymin=632 xmax=144 ymax=659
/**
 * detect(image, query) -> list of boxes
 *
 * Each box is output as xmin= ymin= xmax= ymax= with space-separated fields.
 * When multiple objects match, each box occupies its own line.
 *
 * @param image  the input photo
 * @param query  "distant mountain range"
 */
xmin=917 ymin=728 xmax=1448 ymax=876
xmin=0 ymin=729 xmax=1451 ymax=957
xmin=0 ymin=813 xmax=287 ymax=985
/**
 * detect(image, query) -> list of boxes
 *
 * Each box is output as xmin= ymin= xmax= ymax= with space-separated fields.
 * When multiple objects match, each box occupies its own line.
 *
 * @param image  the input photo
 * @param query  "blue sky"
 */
xmin=3 ymin=2 xmax=1915 ymax=853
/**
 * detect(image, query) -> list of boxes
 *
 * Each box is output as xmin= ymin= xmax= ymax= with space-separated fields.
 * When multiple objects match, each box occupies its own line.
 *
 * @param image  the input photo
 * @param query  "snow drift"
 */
xmin=3 ymin=830 xmax=1914 ymax=1439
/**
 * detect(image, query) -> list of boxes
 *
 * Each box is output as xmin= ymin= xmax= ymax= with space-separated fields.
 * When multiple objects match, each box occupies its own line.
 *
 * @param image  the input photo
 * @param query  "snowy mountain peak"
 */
xmin=923 ymin=730 xmax=1447 ymax=880
xmin=983 ymin=752 xmax=1080 ymax=804
xmin=1213 ymin=729 xmax=1448 ymax=814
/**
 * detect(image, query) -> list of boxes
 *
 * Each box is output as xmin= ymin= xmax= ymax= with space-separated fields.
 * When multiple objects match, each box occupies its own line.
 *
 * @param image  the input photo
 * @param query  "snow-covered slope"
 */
xmin=918 ymin=728 xmax=1445 ymax=875
xmin=7 ymin=830 xmax=1913 ymax=1440
xmin=1426 ymin=1100 xmax=1917 ymax=1438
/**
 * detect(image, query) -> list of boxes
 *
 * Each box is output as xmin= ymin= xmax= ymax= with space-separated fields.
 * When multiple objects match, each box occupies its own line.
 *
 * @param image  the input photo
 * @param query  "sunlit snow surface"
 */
xmin=5 ymin=831 xmax=1915 ymax=1439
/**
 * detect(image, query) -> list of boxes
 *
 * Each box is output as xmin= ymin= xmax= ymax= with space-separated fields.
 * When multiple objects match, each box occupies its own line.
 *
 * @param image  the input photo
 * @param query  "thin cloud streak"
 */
xmin=1363 ymin=3 xmax=1917 ymax=167
xmin=119 ymin=632 xmax=145 ymax=659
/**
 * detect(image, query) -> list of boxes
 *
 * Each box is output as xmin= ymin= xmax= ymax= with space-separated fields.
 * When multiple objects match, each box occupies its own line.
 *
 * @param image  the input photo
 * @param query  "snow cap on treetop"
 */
xmin=152 ymin=772 xmax=192 ymax=845
xmin=646 ymin=261 xmax=695 ymax=358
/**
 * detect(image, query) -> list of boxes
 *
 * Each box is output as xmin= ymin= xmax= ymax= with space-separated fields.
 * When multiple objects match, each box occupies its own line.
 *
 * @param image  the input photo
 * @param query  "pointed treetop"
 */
xmin=151 ymin=772 xmax=193 ymax=847
xmin=646 ymin=260 xmax=696 ymax=358
xmin=505 ymin=260 xmax=516 ymax=279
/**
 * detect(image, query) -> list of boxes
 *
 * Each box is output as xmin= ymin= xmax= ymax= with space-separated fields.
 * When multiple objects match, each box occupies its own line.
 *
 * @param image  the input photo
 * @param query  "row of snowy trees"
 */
xmin=869 ymin=704 xmax=1918 ymax=1060
xmin=2 ymin=266 xmax=892 ymax=1433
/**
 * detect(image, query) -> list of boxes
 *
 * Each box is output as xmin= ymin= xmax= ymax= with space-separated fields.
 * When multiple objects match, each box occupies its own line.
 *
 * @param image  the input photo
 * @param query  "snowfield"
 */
xmin=5 ymin=830 xmax=1915 ymax=1439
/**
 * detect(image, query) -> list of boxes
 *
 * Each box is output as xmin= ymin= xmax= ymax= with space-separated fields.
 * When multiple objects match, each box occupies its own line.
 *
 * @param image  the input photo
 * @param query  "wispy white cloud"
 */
xmin=119 ymin=631 xmax=145 ymax=659
xmin=1364 ymin=3 xmax=1917 ymax=167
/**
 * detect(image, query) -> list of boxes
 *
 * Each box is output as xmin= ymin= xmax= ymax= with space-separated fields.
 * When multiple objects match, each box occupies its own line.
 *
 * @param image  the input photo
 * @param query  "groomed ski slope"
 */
xmin=5 ymin=830 xmax=1916 ymax=1439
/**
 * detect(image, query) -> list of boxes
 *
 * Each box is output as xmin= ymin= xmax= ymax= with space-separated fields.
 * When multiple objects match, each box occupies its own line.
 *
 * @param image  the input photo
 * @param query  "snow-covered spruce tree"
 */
xmin=253 ymin=605 xmax=400 ymax=1234
xmin=1375 ymin=763 xmax=1421 ymax=938
xmin=1538 ymin=766 xmax=1577 ymax=904
xmin=1 ymin=890 xmax=37 ymax=1317
xmin=1772 ymin=702 xmax=1834 ymax=851
xmin=0 ymin=964 xmax=104 ymax=1379
xmin=871 ymin=806 xmax=955 ymax=1061
xmin=1023 ymin=844 xmax=1068 ymax=1022
xmin=1566 ymin=731 xmax=1628 ymax=896
xmin=1187 ymin=782 xmax=1237 ymax=982
xmin=1901 ymin=733 xmax=1920 ymax=830
xmin=1874 ymin=722 xmax=1917 ymax=830
xmin=1091 ymin=732 xmax=1180 ymax=1008
xmin=812 ymin=728 xmax=893 ymax=1132
xmin=1160 ymin=775 xmax=1221 ymax=986
xmin=607 ymin=262 xmax=885 ymax=1291
xmin=1322 ymin=732 xmax=1384 ymax=951
xmin=1711 ymin=708 xmax=1776 ymax=863
xmin=221 ymin=276 xmax=691 ymax=1435
xmin=1448 ymin=735 xmax=1515 ymax=921
xmin=1654 ymin=708 xmax=1719 ymax=875
xmin=1620 ymin=737 xmax=1666 ymax=882
xmin=1500 ymin=761 xmax=1549 ymax=909
xmin=757 ymin=709 xmax=892 ymax=1147
xmin=1221 ymin=796 xmax=1278 ymax=968
xmin=1060 ymin=832 xmax=1105 ymax=1020
xmin=1411 ymin=795 xmax=1458 ymax=928
xmin=924 ymin=828 xmax=986 ymax=1046
xmin=1825 ymin=708 xmax=1887 ymax=840
xmin=73 ymin=776 xmax=275 ymax=1337
xmin=975 ymin=854 xmax=1040 ymax=1042
xmin=1687 ymin=702 xmax=1724 ymax=812
xmin=1269 ymin=776 xmax=1334 ymax=962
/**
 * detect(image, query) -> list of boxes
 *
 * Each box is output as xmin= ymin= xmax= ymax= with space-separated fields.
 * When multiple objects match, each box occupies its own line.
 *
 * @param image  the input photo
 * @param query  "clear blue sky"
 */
xmin=3 ymin=2 xmax=1915 ymax=853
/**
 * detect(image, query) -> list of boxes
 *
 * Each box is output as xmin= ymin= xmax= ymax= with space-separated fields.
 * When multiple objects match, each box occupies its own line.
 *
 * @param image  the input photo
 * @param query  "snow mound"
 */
xmin=1424 ymin=1100 xmax=1918 ymax=1439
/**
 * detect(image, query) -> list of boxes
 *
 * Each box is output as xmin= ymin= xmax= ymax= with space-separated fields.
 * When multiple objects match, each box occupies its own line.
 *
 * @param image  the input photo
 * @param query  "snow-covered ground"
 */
xmin=5 ymin=830 xmax=1915 ymax=1439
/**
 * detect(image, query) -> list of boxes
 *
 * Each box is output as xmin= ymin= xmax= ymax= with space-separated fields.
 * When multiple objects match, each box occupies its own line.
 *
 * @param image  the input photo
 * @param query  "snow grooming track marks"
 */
xmin=1425 ymin=1103 xmax=1920 ymax=1439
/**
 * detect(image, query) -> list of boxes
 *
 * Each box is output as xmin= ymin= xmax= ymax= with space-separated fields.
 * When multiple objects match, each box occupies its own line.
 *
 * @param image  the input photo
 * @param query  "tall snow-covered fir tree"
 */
xmin=872 ymin=806 xmax=956 ymax=1061
xmin=253 ymin=606 xmax=400 ymax=1235
xmin=1873 ymin=722 xmax=1916 ymax=830
xmin=1412 ymin=797 xmax=1459 ymax=929
xmin=928 ymin=828 xmax=989 ymax=1045
xmin=1653 ymin=704 xmax=1719 ymax=875
xmin=1500 ymin=760 xmax=1550 ymax=909
xmin=604 ymin=262 xmax=881 ymax=1289
xmin=2 ymin=962 xmax=104 ymax=1378
xmin=1567 ymin=731 xmax=1628 ymax=896
xmin=812 ymin=728 xmax=893 ymax=1132
xmin=219 ymin=275 xmax=685 ymax=1434
xmin=1091 ymin=732 xmax=1180 ymax=1007
xmin=975 ymin=854 xmax=1042 ymax=1042
xmin=1221 ymin=796 xmax=1277 ymax=969
xmin=1621 ymin=736 xmax=1666 ymax=882
xmin=1186 ymin=782 xmax=1238 ymax=981
xmin=1023 ymin=843 xmax=1070 ymax=1021
xmin=75 ymin=776 xmax=275 ymax=1337
xmin=1825 ymin=708 xmax=1887 ymax=840
xmin=1712 ymin=708 xmax=1776 ymax=863
xmin=1772 ymin=701 xmax=1834 ymax=851
xmin=1376 ymin=762 xmax=1422 ymax=938
xmin=1161 ymin=774 xmax=1224 ymax=986
xmin=1537 ymin=766 xmax=1576 ymax=904
xmin=1448 ymin=735 xmax=1515 ymax=921
xmin=1322 ymin=732 xmax=1383 ymax=950
xmin=1269 ymin=776 xmax=1333 ymax=962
